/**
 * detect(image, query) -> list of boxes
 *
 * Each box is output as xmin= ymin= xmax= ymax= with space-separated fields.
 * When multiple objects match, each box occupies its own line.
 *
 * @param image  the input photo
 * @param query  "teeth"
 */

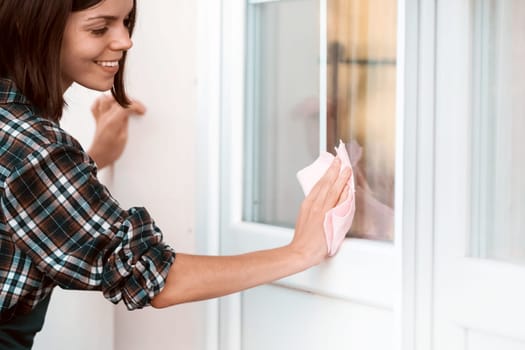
xmin=96 ymin=61 xmax=119 ymax=67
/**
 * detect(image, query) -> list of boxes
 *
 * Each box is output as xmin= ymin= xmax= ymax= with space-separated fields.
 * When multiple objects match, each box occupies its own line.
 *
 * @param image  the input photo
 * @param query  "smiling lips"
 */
xmin=95 ymin=60 xmax=119 ymax=68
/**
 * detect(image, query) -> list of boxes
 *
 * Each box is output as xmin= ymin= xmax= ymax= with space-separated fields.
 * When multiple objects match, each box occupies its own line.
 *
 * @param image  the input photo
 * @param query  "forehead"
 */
xmin=75 ymin=0 xmax=134 ymax=19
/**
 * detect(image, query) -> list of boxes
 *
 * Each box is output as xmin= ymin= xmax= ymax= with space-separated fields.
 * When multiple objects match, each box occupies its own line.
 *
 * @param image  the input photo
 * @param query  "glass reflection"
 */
xmin=243 ymin=0 xmax=320 ymax=227
xmin=327 ymin=0 xmax=397 ymax=241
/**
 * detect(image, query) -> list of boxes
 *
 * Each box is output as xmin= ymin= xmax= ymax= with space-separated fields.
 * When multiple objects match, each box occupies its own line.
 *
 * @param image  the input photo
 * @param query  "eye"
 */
xmin=123 ymin=17 xmax=131 ymax=29
xmin=91 ymin=27 xmax=108 ymax=36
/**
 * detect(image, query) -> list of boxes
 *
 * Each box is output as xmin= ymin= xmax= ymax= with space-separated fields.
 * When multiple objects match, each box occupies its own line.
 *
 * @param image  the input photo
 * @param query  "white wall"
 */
xmin=112 ymin=0 xmax=204 ymax=349
xmin=34 ymin=0 xmax=202 ymax=349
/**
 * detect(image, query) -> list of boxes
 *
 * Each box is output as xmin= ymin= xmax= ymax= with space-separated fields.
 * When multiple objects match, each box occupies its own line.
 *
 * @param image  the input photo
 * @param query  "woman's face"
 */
xmin=60 ymin=0 xmax=134 ymax=92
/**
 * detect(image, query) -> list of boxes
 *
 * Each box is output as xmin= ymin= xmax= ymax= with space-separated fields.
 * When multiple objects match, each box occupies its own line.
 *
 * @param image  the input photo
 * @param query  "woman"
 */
xmin=0 ymin=0 xmax=352 ymax=348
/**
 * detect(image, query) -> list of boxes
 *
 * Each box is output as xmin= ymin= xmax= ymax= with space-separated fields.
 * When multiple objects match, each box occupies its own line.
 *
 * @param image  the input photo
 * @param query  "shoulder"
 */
xmin=3 ymin=102 xmax=84 ymax=153
xmin=0 ymin=105 xmax=91 ymax=183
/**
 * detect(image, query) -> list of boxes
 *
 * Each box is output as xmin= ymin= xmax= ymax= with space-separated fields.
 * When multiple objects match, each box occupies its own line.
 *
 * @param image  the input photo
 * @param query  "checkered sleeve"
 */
xmin=1 ymin=143 xmax=175 ymax=310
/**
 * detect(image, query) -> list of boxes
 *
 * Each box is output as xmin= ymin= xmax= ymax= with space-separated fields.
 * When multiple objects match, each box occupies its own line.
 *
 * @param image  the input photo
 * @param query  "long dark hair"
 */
xmin=0 ymin=0 xmax=137 ymax=122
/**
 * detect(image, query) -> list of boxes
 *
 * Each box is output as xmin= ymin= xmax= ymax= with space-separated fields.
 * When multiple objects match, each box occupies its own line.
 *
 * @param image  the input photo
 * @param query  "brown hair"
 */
xmin=0 ymin=0 xmax=136 ymax=122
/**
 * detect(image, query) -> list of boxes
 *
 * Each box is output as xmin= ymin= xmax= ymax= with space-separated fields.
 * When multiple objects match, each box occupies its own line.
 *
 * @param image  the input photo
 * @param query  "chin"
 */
xmin=78 ymin=80 xmax=114 ymax=92
xmin=92 ymin=85 xmax=114 ymax=92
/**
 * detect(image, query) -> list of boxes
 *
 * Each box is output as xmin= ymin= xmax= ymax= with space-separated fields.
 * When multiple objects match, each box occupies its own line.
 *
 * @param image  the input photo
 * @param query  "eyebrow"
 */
xmin=86 ymin=15 xmax=119 ymax=21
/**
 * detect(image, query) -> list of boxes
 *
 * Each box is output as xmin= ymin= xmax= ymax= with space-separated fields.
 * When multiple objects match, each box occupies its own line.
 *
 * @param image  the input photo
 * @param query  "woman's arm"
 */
xmin=150 ymin=247 xmax=305 ymax=307
xmin=151 ymin=158 xmax=352 ymax=308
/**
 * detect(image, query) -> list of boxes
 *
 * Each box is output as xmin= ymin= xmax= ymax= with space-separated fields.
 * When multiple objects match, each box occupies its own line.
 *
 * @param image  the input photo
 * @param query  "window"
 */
xmin=243 ymin=0 xmax=397 ymax=243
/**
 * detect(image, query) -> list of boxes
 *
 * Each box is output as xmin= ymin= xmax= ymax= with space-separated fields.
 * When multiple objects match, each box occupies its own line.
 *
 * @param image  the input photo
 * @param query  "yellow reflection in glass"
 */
xmin=327 ymin=0 xmax=397 ymax=241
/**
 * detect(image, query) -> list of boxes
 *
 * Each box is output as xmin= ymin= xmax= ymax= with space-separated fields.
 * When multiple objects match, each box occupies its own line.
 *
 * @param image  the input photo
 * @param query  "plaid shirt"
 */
xmin=0 ymin=79 xmax=175 ymax=320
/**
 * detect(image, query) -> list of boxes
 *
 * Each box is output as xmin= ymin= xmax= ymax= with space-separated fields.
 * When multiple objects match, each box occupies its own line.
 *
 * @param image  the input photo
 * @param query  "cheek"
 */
xmin=63 ymin=37 xmax=102 ymax=61
xmin=61 ymin=44 xmax=97 ymax=74
xmin=61 ymin=52 xmax=82 ymax=80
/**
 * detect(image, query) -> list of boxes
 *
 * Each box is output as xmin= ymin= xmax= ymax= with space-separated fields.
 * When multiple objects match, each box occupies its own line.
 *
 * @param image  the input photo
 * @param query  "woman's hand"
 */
xmin=290 ymin=158 xmax=352 ymax=267
xmin=87 ymin=95 xmax=146 ymax=169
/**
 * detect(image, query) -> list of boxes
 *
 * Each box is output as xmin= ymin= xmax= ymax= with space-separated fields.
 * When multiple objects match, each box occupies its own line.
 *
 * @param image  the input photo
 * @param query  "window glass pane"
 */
xmin=471 ymin=0 xmax=525 ymax=264
xmin=243 ymin=0 xmax=397 ymax=241
xmin=243 ymin=0 xmax=320 ymax=227
xmin=327 ymin=0 xmax=397 ymax=241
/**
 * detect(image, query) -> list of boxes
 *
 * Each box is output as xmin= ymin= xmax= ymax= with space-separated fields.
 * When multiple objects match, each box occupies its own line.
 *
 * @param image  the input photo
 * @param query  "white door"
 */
xmin=434 ymin=0 xmax=525 ymax=349
xmin=216 ymin=0 xmax=400 ymax=349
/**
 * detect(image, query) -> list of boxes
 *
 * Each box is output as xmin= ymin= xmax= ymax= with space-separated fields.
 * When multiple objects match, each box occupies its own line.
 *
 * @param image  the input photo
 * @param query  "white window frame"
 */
xmin=195 ymin=0 xmax=438 ymax=349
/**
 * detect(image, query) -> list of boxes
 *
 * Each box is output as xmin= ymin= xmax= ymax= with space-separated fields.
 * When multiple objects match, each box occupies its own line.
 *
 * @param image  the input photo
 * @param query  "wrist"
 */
xmin=286 ymin=241 xmax=325 ymax=271
xmin=87 ymin=146 xmax=108 ymax=169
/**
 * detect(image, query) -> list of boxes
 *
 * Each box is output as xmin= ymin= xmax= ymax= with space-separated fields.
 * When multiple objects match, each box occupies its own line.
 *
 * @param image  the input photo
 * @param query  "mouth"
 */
xmin=95 ymin=60 xmax=120 ymax=68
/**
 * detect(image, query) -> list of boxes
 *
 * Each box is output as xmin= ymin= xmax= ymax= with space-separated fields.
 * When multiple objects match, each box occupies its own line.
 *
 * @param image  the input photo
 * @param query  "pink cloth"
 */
xmin=296 ymin=140 xmax=356 ymax=256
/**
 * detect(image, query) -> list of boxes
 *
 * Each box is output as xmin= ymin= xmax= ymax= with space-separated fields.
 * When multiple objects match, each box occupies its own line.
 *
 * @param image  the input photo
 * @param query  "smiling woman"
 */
xmin=0 ymin=0 xmax=136 ymax=122
xmin=0 ymin=0 xmax=352 ymax=349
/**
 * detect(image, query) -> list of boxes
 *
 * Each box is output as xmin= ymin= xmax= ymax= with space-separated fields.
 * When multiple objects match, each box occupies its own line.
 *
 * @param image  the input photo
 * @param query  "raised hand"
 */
xmin=88 ymin=95 xmax=146 ymax=169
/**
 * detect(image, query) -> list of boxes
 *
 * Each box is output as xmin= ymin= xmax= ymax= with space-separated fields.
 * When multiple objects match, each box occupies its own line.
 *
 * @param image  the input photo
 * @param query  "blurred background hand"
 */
xmin=87 ymin=95 xmax=146 ymax=169
xmin=345 ymin=140 xmax=394 ymax=241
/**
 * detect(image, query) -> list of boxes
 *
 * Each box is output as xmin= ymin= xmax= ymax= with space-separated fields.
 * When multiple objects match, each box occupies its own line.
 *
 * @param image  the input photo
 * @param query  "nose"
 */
xmin=110 ymin=26 xmax=133 ymax=51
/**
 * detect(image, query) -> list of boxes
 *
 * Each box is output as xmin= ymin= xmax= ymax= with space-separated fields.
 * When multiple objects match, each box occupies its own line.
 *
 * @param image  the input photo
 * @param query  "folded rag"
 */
xmin=296 ymin=140 xmax=356 ymax=256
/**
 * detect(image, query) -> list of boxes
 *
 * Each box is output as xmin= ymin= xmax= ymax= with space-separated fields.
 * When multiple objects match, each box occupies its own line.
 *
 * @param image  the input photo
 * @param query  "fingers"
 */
xmin=91 ymin=95 xmax=115 ymax=120
xmin=336 ymin=184 xmax=350 ymax=206
xmin=109 ymin=99 xmax=145 ymax=123
xmin=307 ymin=157 xmax=341 ymax=202
xmin=91 ymin=95 xmax=146 ymax=120
xmin=321 ymin=166 xmax=352 ymax=210
xmin=129 ymin=99 xmax=146 ymax=115
xmin=104 ymin=97 xmax=144 ymax=122
xmin=303 ymin=158 xmax=353 ymax=220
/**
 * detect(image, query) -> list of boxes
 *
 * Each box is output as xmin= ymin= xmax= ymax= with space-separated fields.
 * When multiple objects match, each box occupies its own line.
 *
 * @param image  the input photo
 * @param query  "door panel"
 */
xmin=434 ymin=1 xmax=525 ymax=348
xmin=242 ymin=285 xmax=393 ymax=350
xmin=467 ymin=330 xmax=525 ymax=350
